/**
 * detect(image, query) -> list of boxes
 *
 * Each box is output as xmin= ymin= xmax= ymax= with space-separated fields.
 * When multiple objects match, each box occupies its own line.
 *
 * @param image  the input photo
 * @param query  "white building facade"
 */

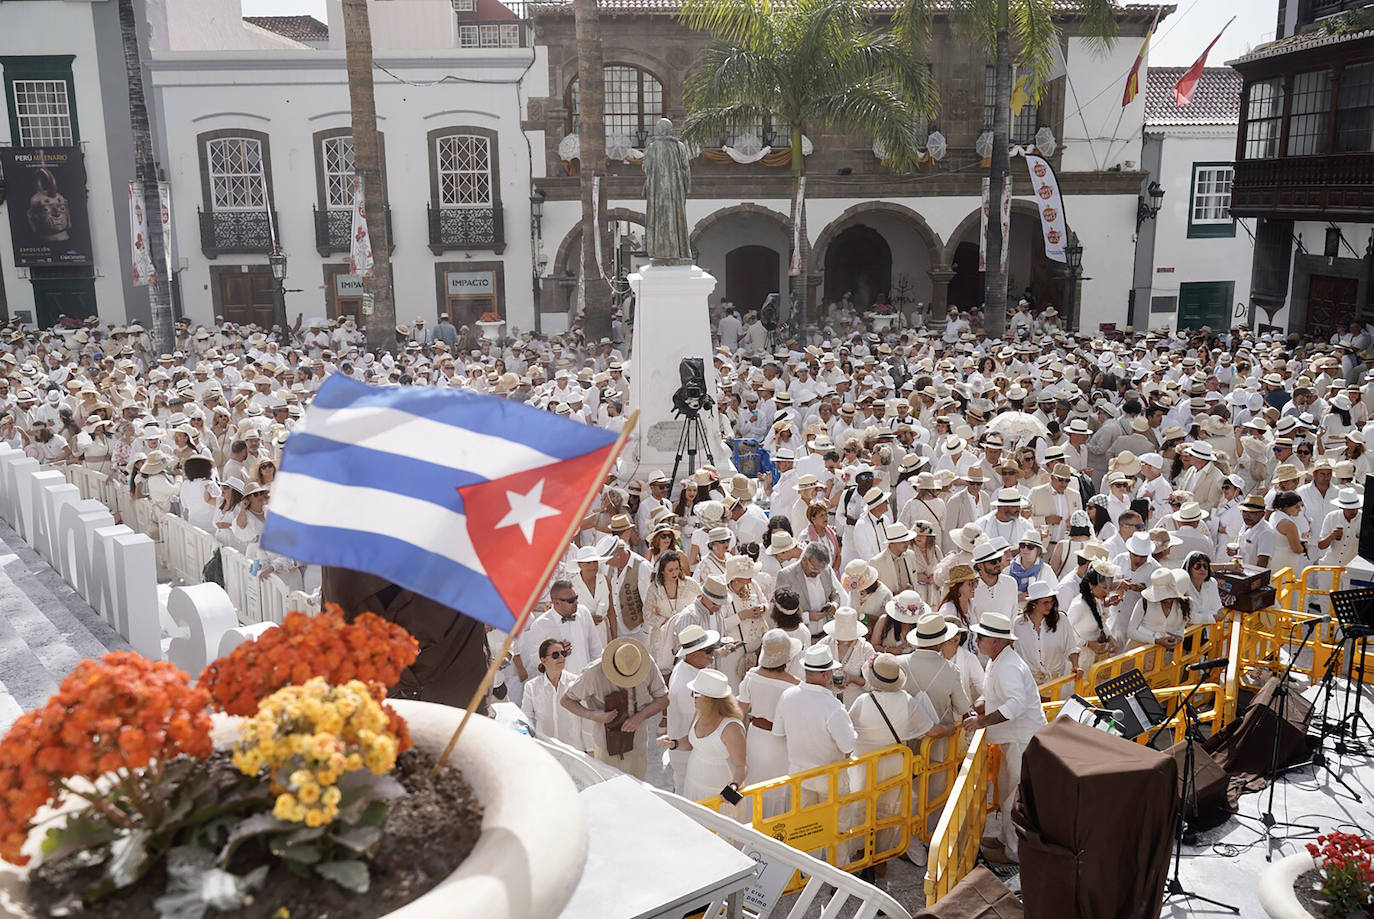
xmin=147 ymin=0 xmax=545 ymax=333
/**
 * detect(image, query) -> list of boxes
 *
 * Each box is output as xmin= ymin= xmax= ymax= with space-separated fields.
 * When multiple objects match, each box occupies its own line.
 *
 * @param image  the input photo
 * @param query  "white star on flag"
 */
xmin=493 ymin=479 xmax=561 ymax=543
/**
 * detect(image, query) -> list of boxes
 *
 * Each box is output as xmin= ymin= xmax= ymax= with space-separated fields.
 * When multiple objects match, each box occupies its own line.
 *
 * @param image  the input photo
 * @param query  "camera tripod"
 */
xmin=668 ymin=409 xmax=717 ymax=484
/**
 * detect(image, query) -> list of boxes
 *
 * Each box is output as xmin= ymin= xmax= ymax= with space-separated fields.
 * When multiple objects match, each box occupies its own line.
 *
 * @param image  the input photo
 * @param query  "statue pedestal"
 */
xmin=627 ymin=264 xmax=733 ymax=479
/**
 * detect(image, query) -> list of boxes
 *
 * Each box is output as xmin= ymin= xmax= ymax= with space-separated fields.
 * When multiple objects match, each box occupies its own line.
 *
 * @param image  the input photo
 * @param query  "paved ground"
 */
xmin=0 ymin=519 xmax=131 ymax=734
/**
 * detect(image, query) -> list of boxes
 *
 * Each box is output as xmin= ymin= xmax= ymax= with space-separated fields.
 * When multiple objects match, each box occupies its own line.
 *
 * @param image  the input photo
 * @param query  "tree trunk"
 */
xmin=573 ymin=0 xmax=611 ymax=342
xmin=983 ymin=11 xmax=1012 ymax=338
xmin=789 ymin=125 xmax=808 ymax=337
xmin=342 ymin=0 xmax=396 ymax=353
xmin=118 ymin=0 xmax=174 ymax=354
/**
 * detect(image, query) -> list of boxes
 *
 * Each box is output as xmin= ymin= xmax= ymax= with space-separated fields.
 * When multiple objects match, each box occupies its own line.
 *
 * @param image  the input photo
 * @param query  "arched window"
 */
xmin=566 ymin=64 xmax=665 ymax=145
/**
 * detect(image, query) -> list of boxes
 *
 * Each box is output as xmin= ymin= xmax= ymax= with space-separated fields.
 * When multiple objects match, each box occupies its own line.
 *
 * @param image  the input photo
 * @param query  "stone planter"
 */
xmin=475 ymin=319 xmax=506 ymax=342
xmin=1260 ymin=851 xmax=1318 ymax=919
xmin=866 ymin=312 xmax=896 ymax=332
xmin=0 ymin=702 xmax=588 ymax=919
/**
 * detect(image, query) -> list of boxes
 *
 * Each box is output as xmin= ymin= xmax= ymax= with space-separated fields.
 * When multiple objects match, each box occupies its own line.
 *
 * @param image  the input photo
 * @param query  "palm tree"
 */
xmin=897 ymin=0 xmax=1116 ymax=335
xmin=573 ymin=0 xmax=612 ymax=341
xmin=342 ymin=0 xmax=396 ymax=353
xmin=679 ymin=0 xmax=934 ymax=330
xmin=118 ymin=0 xmax=173 ymax=354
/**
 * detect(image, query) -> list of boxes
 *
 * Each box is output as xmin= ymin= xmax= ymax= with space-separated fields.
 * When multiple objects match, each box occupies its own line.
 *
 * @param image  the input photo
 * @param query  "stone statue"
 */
xmin=642 ymin=118 xmax=692 ymax=264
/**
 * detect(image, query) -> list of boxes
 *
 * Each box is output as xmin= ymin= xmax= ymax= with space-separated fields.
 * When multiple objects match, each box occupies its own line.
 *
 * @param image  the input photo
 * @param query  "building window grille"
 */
xmin=206 ymin=137 xmax=267 ymax=211
xmin=1244 ymin=77 xmax=1283 ymax=159
xmin=12 ymin=79 xmax=73 ymax=146
xmin=1287 ymin=69 xmax=1331 ymax=156
xmin=436 ymin=134 xmax=492 ymax=207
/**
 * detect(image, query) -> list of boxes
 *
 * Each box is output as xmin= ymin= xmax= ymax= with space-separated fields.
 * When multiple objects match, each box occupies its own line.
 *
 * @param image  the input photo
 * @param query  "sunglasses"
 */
xmin=546 ymin=649 xmax=568 ymax=659
xmin=553 ymin=595 xmax=577 ymax=604
xmin=1297 ymin=449 xmax=1312 ymax=455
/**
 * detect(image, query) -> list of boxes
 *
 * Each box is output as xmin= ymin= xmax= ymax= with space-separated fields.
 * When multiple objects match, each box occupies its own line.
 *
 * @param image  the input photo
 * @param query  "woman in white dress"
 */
xmin=1012 ymin=581 xmax=1082 ymax=686
xmin=767 ymin=589 xmax=811 ymax=679
xmin=1067 ymin=560 xmax=1126 ymax=675
xmin=739 ymin=629 xmax=802 ymax=817
xmin=1270 ymin=491 xmax=1313 ymax=576
xmin=520 ymin=638 xmax=585 ymax=751
xmin=909 ymin=521 xmax=944 ymax=608
xmin=1127 ymin=568 xmax=1189 ymax=650
xmin=660 ymin=669 xmax=747 ymax=820
xmin=822 ymin=608 xmax=875 ymax=708
xmin=1050 ymin=512 xmax=1094 ymax=579
xmin=645 ymin=550 xmax=700 ymax=676
xmin=1182 ymin=552 xmax=1223 ymax=624
xmin=935 ymin=564 xmax=978 ymax=652
xmin=179 ymin=456 xmax=220 ymax=532
xmin=571 ymin=544 xmax=613 ymax=646
xmin=722 ymin=555 xmax=769 ymax=687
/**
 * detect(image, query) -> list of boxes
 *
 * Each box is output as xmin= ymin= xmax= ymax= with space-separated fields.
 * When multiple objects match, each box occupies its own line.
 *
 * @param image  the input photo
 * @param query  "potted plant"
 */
xmin=475 ymin=311 xmax=506 ymax=343
xmin=1260 ymin=832 xmax=1374 ymax=919
xmin=0 ymin=607 xmax=587 ymax=918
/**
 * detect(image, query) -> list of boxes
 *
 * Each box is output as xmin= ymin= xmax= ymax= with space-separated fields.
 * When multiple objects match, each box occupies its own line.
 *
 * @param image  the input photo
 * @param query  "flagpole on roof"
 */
xmin=433 ymin=409 xmax=642 ymax=775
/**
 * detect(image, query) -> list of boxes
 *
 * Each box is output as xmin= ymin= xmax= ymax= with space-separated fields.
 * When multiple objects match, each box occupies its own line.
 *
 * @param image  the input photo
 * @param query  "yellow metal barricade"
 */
xmin=1041 ymin=683 xmax=1226 ymax=746
xmin=923 ymin=730 xmax=995 ymax=906
xmin=1035 ymin=615 xmax=1233 ymax=702
xmin=910 ymin=728 xmax=972 ymax=844
xmin=698 ymin=742 xmax=915 ymax=888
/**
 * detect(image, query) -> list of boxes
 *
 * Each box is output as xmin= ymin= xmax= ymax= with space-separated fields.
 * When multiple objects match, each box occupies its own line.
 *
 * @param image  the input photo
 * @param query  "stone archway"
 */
xmin=552 ymin=207 xmax=647 ymax=279
xmin=810 ymin=202 xmax=944 ymax=315
xmin=945 ymin=199 xmax=1054 ymax=314
xmin=691 ymin=204 xmax=792 ymax=317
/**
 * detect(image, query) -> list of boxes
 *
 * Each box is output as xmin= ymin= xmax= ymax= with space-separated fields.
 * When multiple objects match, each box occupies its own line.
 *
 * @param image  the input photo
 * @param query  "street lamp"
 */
xmin=268 ymin=248 xmax=288 ymax=343
xmin=530 ymin=188 xmax=546 ymax=333
xmin=1063 ymin=232 xmax=1083 ymax=331
xmin=1136 ymin=180 xmax=1165 ymax=228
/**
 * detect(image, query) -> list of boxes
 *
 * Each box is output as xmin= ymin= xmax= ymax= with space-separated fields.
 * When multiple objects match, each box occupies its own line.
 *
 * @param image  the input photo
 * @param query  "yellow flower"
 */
xmin=304 ymin=808 xmax=330 ymax=828
xmin=297 ymin=781 xmax=321 ymax=805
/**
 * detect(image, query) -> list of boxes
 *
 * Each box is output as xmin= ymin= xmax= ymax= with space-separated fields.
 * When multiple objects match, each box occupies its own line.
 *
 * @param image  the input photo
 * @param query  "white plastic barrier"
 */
xmin=158 ymin=514 xmax=218 ymax=586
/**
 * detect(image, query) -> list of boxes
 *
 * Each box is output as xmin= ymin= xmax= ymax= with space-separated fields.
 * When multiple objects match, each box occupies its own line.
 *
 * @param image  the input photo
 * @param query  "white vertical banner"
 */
xmin=979 ymin=178 xmax=989 ymax=272
xmin=349 ymin=175 xmax=374 ymax=278
xmin=789 ymin=176 xmax=806 ymax=276
xmin=128 ymin=181 xmax=156 ymax=287
xmin=157 ymin=181 xmax=174 ymax=282
xmin=999 ymin=174 xmax=1011 ymax=272
xmin=1025 ymin=154 xmax=1068 ymax=263
xmin=592 ymin=174 xmax=603 ymax=273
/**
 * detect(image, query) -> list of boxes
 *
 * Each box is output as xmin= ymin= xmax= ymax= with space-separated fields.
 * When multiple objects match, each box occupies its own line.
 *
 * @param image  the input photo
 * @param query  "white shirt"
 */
xmin=1011 ymin=614 xmax=1078 ymax=683
xmin=848 ymin=689 xmax=937 ymax=754
xmin=972 ymin=573 xmax=1019 ymax=619
xmin=981 ymin=647 xmax=1047 ymax=745
xmin=974 ymin=512 xmax=1033 ymax=547
xmin=667 ymin=659 xmax=703 ymax=743
xmin=520 ymin=671 xmax=584 ymax=749
xmin=773 ymin=681 xmax=857 ymax=791
xmin=1319 ymin=508 xmax=1361 ymax=566
xmin=519 ymin=606 xmax=604 ymax=675
xmin=1239 ymin=518 xmax=1277 ymax=567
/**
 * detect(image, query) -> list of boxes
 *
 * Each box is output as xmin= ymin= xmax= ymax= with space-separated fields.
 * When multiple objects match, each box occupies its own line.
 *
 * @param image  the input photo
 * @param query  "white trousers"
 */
xmin=996 ymin=740 xmax=1028 ymax=860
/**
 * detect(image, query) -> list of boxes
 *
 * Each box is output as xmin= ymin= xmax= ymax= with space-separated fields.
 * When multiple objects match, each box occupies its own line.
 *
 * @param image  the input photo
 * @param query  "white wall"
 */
xmin=1062 ymin=37 xmax=1147 ymax=173
xmin=150 ymin=49 xmax=539 ymax=330
xmin=149 ymin=0 xmax=304 ymax=52
xmin=0 ymin=0 xmax=129 ymax=325
xmin=1146 ymin=127 xmax=1259 ymax=332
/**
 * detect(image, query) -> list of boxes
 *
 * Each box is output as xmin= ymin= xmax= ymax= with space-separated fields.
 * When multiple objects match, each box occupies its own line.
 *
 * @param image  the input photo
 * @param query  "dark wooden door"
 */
xmin=33 ymin=278 xmax=97 ymax=327
xmin=725 ymin=245 xmax=780 ymax=314
xmin=1306 ymin=274 xmax=1359 ymax=339
xmin=218 ymin=271 xmax=279 ymax=328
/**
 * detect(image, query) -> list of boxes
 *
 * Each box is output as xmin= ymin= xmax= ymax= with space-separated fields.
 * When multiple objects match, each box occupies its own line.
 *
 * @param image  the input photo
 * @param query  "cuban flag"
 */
xmin=261 ymin=376 xmax=623 ymax=631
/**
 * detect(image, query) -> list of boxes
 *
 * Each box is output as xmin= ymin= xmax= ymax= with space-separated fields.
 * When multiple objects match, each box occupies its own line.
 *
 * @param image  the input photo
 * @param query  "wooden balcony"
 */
xmin=1231 ymin=153 xmax=1374 ymax=219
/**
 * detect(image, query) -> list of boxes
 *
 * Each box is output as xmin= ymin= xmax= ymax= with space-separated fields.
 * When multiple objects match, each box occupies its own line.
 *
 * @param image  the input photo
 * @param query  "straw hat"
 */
xmin=602 ymin=637 xmax=652 ymax=688
xmin=946 ymin=563 xmax=976 ymax=586
xmin=676 ymin=624 xmax=719 ymax=657
xmin=574 ymin=544 xmax=610 ymax=564
xmin=910 ymin=613 xmax=959 ymax=648
xmin=949 ymin=523 xmax=985 ymax=553
xmin=701 ymin=576 xmax=729 ymax=604
xmin=1141 ymin=567 xmax=1180 ymax=603
xmin=759 ymin=628 xmax=804 ymax=669
xmin=724 ymin=555 xmax=760 ymax=581
xmin=864 ymin=653 xmax=907 ymax=692
xmin=1026 ymin=581 xmax=1056 ymax=602
xmin=801 ymin=644 xmax=842 ymax=671
xmin=1174 ymin=502 xmax=1208 ymax=523
xmin=696 ymin=500 xmax=725 ymax=523
xmin=841 ymin=559 xmax=879 ymax=591
xmin=970 ymin=611 xmax=1017 ymax=642
xmin=764 ymin=531 xmax=799 ymax=556
xmin=685 ymin=668 xmax=732 ymax=698
xmin=140 ymin=452 xmax=170 ymax=475
xmin=884 ymin=521 xmax=913 ymax=543
xmin=823 ymin=606 xmax=868 ymax=640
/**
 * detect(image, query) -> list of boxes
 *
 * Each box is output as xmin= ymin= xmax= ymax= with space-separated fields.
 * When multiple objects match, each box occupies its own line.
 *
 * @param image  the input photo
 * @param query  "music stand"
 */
xmin=1096 ymin=669 xmax=1168 ymax=740
xmin=1329 ymin=587 xmax=1374 ymax=745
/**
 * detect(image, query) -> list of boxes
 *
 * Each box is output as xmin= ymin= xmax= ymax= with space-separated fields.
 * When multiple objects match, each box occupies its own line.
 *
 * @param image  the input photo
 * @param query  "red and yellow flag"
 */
xmin=1122 ymin=23 xmax=1155 ymax=106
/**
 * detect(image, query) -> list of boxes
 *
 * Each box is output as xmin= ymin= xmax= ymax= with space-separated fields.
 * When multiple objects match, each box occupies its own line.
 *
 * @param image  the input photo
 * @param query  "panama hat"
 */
xmin=140 ymin=452 xmax=170 ymax=474
xmin=1273 ymin=463 xmax=1302 ymax=483
xmin=841 ymin=559 xmax=879 ymax=591
xmin=885 ymin=589 xmax=927 ymax=623
xmin=946 ymin=563 xmax=977 ymax=586
xmin=676 ymin=624 xmax=719 ymax=657
xmin=602 ymin=637 xmax=652 ymax=688
xmin=864 ymin=487 xmax=889 ymax=509
xmin=1141 ymin=567 xmax=1181 ymax=603
xmin=1026 ymin=581 xmax=1056 ymax=602
xmin=864 ymin=653 xmax=907 ymax=691
xmin=801 ymin=644 xmax=842 ymax=671
xmin=884 ymin=521 xmax=913 ymax=543
xmin=241 ymin=482 xmax=270 ymax=499
xmin=724 ymin=555 xmax=760 ymax=581
xmin=1125 ymin=531 xmax=1155 ymax=556
xmin=706 ymin=526 xmax=733 ymax=544
xmin=970 ymin=611 xmax=1017 ymax=641
xmin=701 ymin=576 xmax=729 ymax=604
xmin=949 ymin=523 xmax=986 ymax=553
xmin=1185 ymin=442 xmax=1215 ymax=462
xmin=608 ymin=513 xmax=634 ymax=534
xmin=1241 ymin=494 xmax=1268 ymax=513
xmin=1334 ymin=488 xmax=1363 ymax=510
xmin=910 ymin=612 xmax=959 ymax=648
xmin=574 ymin=544 xmax=610 ymax=564
xmin=1174 ymin=502 xmax=1208 ymax=523
xmin=686 ymin=668 xmax=732 ymax=699
xmin=994 ymin=487 xmax=1022 ymax=507
xmin=764 ymin=531 xmax=798 ymax=556
xmin=759 ymin=628 xmax=804 ymax=669
xmin=971 ymin=539 xmax=1009 ymax=566
xmin=695 ymin=500 xmax=726 ymax=524
xmin=823 ymin=606 xmax=868 ymax=640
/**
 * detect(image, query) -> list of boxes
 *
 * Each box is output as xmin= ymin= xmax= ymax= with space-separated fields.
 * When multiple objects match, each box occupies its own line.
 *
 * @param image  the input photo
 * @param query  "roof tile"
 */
xmin=1144 ymin=66 xmax=1240 ymax=126
xmin=244 ymin=15 xmax=330 ymax=43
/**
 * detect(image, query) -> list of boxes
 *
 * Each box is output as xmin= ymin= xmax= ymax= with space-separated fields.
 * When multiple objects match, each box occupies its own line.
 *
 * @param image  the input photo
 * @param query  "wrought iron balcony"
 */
xmin=198 ymin=208 xmax=277 ymax=257
xmin=314 ymin=205 xmax=394 ymax=255
xmin=427 ymin=202 xmax=505 ymax=254
xmin=1231 ymin=153 xmax=1374 ymax=220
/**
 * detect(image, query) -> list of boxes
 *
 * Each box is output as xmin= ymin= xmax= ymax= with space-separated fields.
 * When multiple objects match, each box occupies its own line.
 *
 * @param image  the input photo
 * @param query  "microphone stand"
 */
xmin=1259 ymin=617 xmax=1322 ymax=862
xmin=1153 ymin=664 xmax=1239 ymax=914
xmin=1307 ymin=624 xmax=1364 ymax=800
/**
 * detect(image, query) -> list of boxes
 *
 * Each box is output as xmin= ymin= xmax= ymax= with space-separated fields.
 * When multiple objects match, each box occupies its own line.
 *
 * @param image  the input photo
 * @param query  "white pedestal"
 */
xmin=627 ymin=264 xmax=733 ymax=479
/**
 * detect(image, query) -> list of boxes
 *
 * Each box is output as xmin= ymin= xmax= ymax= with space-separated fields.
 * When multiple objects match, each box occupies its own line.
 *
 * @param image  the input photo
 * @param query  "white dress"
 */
xmin=738 ymin=671 xmax=794 ymax=817
xmin=684 ymin=717 xmax=744 ymax=802
xmin=1067 ymin=596 xmax=1122 ymax=674
xmin=1270 ymin=512 xmax=1314 ymax=576
xmin=825 ymin=636 xmax=876 ymax=708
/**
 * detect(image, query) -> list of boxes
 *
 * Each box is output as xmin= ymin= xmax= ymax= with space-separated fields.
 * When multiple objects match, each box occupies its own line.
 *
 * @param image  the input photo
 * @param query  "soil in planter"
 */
xmin=27 ymin=749 xmax=483 ymax=919
xmin=1295 ymin=868 xmax=1373 ymax=919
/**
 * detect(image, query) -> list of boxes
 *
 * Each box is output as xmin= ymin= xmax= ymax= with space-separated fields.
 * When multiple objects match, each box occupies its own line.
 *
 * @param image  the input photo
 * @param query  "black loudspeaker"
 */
xmin=1204 ymin=677 xmax=1313 ymax=785
xmin=1165 ymin=738 xmax=1230 ymax=828
xmin=1358 ymin=475 xmax=1374 ymax=563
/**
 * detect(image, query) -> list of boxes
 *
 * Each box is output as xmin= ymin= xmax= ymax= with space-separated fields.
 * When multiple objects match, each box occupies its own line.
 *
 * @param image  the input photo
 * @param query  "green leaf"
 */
xmin=269 ymin=838 xmax=323 ymax=864
xmin=40 ymin=812 xmax=119 ymax=864
xmin=315 ymin=859 xmax=371 ymax=893
xmin=285 ymin=824 xmax=327 ymax=845
xmin=218 ymin=813 xmax=293 ymax=866
xmin=105 ymin=829 xmax=151 ymax=890
xmin=335 ymin=772 xmax=405 ymax=823
xmin=330 ymin=825 xmax=382 ymax=855
xmin=155 ymin=847 xmax=268 ymax=919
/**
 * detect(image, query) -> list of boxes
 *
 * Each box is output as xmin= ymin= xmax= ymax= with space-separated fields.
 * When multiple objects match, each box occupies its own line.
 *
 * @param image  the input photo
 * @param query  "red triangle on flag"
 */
xmin=458 ymin=443 xmax=616 ymax=618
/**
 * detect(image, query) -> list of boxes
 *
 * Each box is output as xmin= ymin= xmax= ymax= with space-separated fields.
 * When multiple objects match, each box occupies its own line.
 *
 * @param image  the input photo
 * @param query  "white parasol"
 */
xmin=986 ymin=411 xmax=1049 ymax=448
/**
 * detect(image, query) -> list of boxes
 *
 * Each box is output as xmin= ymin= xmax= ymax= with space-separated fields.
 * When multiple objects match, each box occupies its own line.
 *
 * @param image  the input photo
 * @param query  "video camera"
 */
xmin=671 ymin=357 xmax=714 ymax=420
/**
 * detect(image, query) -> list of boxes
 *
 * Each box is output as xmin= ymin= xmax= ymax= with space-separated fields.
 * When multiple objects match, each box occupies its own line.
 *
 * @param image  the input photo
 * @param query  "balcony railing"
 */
xmin=1231 ymin=153 xmax=1374 ymax=219
xmin=314 ymin=205 xmax=394 ymax=255
xmin=198 ymin=208 xmax=277 ymax=257
xmin=427 ymin=202 xmax=504 ymax=254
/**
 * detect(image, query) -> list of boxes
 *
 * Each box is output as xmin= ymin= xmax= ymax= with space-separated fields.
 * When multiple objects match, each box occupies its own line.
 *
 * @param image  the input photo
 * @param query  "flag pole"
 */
xmin=433 ymin=410 xmax=641 ymax=774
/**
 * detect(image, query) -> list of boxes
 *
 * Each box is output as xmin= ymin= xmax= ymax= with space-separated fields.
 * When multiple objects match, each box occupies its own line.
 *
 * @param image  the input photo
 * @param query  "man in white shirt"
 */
xmin=664 ymin=625 xmax=719 ymax=793
xmin=963 ymin=612 xmax=1047 ymax=863
xmin=515 ymin=578 xmax=606 ymax=683
xmin=773 ymin=644 xmax=858 ymax=806
xmin=970 ymin=539 xmax=1018 ymax=619
xmin=717 ymin=307 xmax=743 ymax=351
xmin=846 ymin=487 xmax=891 ymax=566
xmin=1237 ymin=495 xmax=1276 ymax=568
xmin=1172 ymin=503 xmax=1215 ymax=562
xmin=1317 ymin=487 xmax=1363 ymax=567
xmin=975 ymin=488 xmax=1033 ymax=549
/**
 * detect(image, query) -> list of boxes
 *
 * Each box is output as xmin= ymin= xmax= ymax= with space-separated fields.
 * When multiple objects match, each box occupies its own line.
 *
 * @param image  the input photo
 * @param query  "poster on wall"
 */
xmin=0 ymin=147 xmax=93 ymax=268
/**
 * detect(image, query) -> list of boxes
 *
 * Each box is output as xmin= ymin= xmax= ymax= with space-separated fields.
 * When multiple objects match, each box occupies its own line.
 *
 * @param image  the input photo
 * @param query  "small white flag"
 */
xmin=349 ymin=175 xmax=374 ymax=279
